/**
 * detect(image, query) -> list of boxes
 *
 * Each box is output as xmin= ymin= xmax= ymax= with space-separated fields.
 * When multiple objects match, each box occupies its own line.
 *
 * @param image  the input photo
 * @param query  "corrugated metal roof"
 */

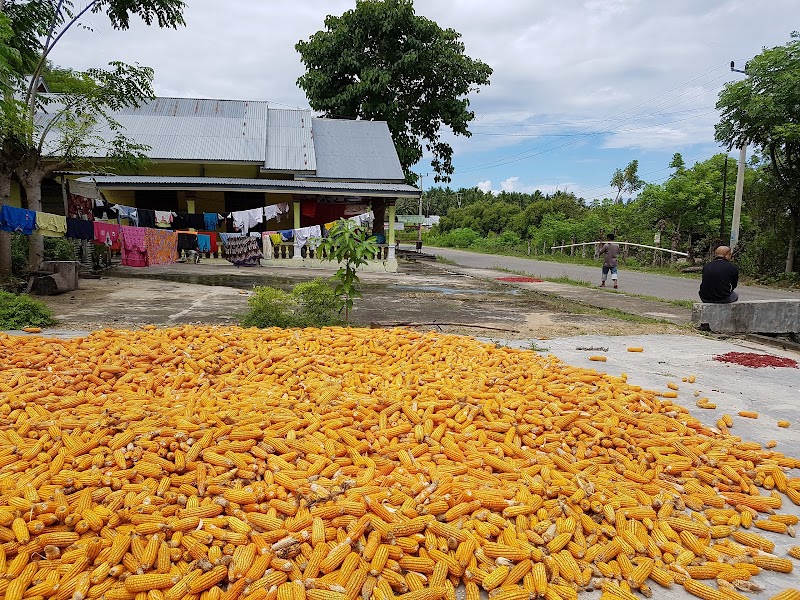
xmin=79 ymin=175 xmax=420 ymax=198
xmin=265 ymin=109 xmax=316 ymax=172
xmin=39 ymin=97 xmax=269 ymax=162
xmin=37 ymin=96 xmax=406 ymax=181
xmin=311 ymin=119 xmax=404 ymax=182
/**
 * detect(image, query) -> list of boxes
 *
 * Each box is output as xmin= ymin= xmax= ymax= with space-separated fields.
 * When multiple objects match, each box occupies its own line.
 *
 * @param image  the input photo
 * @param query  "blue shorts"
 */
xmin=602 ymin=265 xmax=618 ymax=279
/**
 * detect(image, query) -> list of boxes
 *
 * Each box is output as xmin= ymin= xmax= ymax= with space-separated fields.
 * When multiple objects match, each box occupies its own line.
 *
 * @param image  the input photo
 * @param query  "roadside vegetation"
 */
xmin=0 ymin=290 xmax=55 ymax=329
xmin=240 ymin=279 xmax=343 ymax=329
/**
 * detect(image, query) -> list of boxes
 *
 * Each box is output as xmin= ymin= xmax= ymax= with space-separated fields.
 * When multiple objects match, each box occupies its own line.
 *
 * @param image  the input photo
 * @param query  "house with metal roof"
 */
xmin=26 ymin=96 xmax=420 ymax=271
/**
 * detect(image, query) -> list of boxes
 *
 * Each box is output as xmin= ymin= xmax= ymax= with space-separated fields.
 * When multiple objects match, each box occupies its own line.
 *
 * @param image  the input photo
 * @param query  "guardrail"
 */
xmin=550 ymin=241 xmax=688 ymax=257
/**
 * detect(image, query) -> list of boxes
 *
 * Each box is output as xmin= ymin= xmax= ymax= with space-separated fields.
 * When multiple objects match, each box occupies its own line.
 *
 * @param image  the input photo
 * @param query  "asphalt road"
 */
xmin=402 ymin=245 xmax=800 ymax=302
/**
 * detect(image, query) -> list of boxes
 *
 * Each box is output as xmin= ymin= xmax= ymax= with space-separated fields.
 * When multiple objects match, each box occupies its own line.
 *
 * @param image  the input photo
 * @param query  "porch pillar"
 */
xmin=186 ymin=199 xmax=196 ymax=214
xmin=292 ymin=201 xmax=302 ymax=259
xmin=387 ymin=201 xmax=396 ymax=260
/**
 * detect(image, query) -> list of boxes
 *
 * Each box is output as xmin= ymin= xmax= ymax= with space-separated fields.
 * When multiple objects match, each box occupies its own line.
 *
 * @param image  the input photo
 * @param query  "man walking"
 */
xmin=599 ymin=233 xmax=620 ymax=289
xmin=699 ymin=246 xmax=739 ymax=303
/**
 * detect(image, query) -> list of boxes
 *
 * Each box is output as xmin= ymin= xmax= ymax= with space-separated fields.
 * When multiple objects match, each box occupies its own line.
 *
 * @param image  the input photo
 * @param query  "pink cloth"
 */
xmin=121 ymin=226 xmax=148 ymax=267
xmin=93 ymin=221 xmax=120 ymax=250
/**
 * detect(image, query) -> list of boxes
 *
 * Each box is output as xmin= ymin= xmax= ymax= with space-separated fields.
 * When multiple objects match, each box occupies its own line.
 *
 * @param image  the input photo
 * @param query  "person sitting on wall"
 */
xmin=699 ymin=245 xmax=739 ymax=303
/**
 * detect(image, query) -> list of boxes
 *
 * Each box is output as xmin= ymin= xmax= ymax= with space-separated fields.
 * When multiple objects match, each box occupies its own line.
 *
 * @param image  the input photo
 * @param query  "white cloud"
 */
xmin=475 ymin=176 xmax=579 ymax=196
xmin=476 ymin=180 xmax=494 ymax=193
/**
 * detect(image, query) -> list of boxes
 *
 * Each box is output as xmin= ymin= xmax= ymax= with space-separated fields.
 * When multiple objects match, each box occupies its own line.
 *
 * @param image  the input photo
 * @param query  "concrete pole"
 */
xmin=387 ymin=202 xmax=396 ymax=260
xmin=729 ymin=145 xmax=747 ymax=250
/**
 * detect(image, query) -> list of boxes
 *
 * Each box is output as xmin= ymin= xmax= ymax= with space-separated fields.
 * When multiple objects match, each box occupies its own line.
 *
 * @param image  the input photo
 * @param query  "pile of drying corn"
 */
xmin=1 ymin=326 xmax=799 ymax=600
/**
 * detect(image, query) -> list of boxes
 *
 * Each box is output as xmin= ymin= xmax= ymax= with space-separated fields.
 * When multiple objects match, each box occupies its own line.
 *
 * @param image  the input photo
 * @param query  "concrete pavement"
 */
xmin=406 ymin=245 xmax=800 ymax=303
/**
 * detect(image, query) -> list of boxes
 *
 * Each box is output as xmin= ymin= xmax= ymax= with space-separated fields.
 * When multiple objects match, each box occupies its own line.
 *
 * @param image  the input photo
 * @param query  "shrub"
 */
xmin=0 ymin=291 xmax=56 ymax=329
xmin=292 ymin=279 xmax=342 ymax=327
xmin=45 ymin=237 xmax=76 ymax=261
xmin=240 ymin=279 xmax=342 ymax=328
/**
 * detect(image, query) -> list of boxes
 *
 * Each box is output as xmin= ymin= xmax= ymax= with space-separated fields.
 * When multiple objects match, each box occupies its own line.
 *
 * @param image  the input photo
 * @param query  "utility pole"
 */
xmin=728 ymin=61 xmax=747 ymax=251
xmin=729 ymin=145 xmax=746 ymax=250
xmin=719 ymin=155 xmax=728 ymax=239
xmin=416 ymin=173 xmax=426 ymax=252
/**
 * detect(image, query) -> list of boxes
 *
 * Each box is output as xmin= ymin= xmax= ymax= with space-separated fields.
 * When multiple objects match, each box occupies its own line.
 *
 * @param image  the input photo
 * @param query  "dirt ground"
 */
xmin=37 ymin=258 xmax=686 ymax=339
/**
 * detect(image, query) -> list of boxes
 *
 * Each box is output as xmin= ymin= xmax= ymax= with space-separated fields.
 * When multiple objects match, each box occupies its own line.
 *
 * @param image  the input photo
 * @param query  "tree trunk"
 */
xmin=786 ymin=210 xmax=798 ymax=275
xmin=19 ymin=170 xmax=46 ymax=272
xmin=0 ymin=172 xmax=11 ymax=276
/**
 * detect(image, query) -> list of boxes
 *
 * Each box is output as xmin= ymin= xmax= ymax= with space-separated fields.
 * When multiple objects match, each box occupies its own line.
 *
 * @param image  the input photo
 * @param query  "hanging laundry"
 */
xmin=66 ymin=218 xmax=94 ymax=240
xmin=120 ymin=226 xmax=148 ymax=267
xmin=35 ymin=212 xmax=68 ymax=237
xmin=294 ymin=225 xmax=323 ymax=251
xmin=0 ymin=205 xmax=36 ymax=234
xmin=197 ymin=234 xmax=211 ymax=253
xmin=172 ymin=213 xmax=189 ymax=230
xmin=137 ymin=209 xmax=156 ymax=228
xmin=198 ymin=231 xmax=218 ymax=253
xmin=279 ymin=229 xmax=294 ymax=242
xmin=177 ymin=233 xmax=198 ymax=251
xmin=93 ymin=199 xmax=118 ymax=220
xmin=67 ymin=193 xmax=94 ymax=220
xmin=145 ymin=229 xmax=178 ymax=265
xmin=93 ymin=221 xmax=120 ymax=249
xmin=203 ymin=212 xmax=219 ymax=231
xmin=276 ymin=203 xmax=289 ymax=214
xmin=186 ymin=214 xmax=205 ymax=230
xmin=113 ymin=205 xmax=138 ymax=226
xmin=231 ymin=208 xmax=264 ymax=234
xmin=263 ymin=205 xmax=281 ymax=221
xmin=223 ymin=235 xmax=262 ymax=267
xmin=154 ymin=210 xmax=174 ymax=227
xmin=219 ymin=232 xmax=243 ymax=247
xmin=269 ymin=233 xmax=282 ymax=246
xmin=301 ymin=201 xmax=317 ymax=217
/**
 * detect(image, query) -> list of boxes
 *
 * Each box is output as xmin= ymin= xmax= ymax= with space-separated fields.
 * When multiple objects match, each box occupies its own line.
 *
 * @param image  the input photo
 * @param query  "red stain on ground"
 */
xmin=496 ymin=276 xmax=543 ymax=283
xmin=713 ymin=352 xmax=798 ymax=368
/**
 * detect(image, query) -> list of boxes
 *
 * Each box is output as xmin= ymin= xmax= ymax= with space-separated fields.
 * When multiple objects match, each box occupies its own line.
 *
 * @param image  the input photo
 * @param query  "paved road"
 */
xmin=402 ymin=245 xmax=800 ymax=302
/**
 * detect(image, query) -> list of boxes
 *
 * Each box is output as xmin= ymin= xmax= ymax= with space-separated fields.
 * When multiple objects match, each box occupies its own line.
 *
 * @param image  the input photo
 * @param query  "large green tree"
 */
xmin=0 ymin=0 xmax=185 ymax=273
xmin=296 ymin=0 xmax=492 ymax=183
xmin=715 ymin=32 xmax=800 ymax=273
xmin=609 ymin=159 xmax=644 ymax=203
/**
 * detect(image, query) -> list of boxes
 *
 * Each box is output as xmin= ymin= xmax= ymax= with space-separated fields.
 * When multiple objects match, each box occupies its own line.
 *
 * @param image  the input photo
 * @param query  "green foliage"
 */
xmin=609 ymin=159 xmax=644 ymax=202
xmin=0 ymin=291 xmax=55 ymax=329
xmin=240 ymin=279 xmax=342 ymax=329
xmin=716 ymin=33 xmax=800 ymax=272
xmin=296 ymin=0 xmax=492 ymax=183
xmin=9 ymin=235 xmax=75 ymax=274
xmin=318 ymin=219 xmax=378 ymax=322
xmin=44 ymin=237 xmax=76 ymax=261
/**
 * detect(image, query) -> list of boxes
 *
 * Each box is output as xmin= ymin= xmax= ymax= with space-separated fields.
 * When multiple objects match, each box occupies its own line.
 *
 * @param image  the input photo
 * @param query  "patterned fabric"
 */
xmin=145 ymin=229 xmax=178 ymax=265
xmin=67 ymin=193 xmax=94 ymax=220
xmin=120 ymin=226 xmax=148 ymax=267
xmin=223 ymin=235 xmax=262 ymax=266
xmin=93 ymin=221 xmax=120 ymax=249
xmin=219 ymin=232 xmax=242 ymax=246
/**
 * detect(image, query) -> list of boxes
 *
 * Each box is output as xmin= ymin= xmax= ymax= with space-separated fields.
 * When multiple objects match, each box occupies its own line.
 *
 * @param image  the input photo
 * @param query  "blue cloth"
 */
xmin=66 ymin=218 xmax=94 ymax=240
xmin=0 ymin=204 xmax=36 ymax=234
xmin=279 ymin=229 xmax=294 ymax=242
xmin=197 ymin=234 xmax=211 ymax=252
xmin=204 ymin=213 xmax=218 ymax=230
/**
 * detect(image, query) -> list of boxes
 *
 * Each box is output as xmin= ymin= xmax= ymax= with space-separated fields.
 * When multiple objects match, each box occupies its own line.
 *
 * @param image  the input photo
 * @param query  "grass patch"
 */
xmin=240 ymin=279 xmax=345 ymax=329
xmin=0 ymin=291 xmax=56 ymax=329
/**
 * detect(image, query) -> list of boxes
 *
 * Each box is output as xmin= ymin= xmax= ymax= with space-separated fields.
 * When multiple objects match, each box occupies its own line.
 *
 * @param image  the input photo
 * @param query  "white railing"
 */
xmin=550 ymin=241 xmax=688 ymax=257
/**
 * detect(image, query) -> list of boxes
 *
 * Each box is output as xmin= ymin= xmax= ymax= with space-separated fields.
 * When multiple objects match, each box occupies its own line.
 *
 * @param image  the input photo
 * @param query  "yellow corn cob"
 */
xmin=752 ymin=555 xmax=793 ymax=573
xmin=731 ymin=531 xmax=775 ymax=552
xmin=767 ymin=591 xmax=800 ymax=600
xmin=482 ymin=566 xmax=511 ymax=591
xmin=125 ymin=574 xmax=180 ymax=593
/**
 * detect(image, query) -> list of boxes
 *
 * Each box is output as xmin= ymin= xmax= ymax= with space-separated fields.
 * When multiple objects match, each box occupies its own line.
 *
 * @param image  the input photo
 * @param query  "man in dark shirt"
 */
xmin=699 ymin=246 xmax=739 ymax=303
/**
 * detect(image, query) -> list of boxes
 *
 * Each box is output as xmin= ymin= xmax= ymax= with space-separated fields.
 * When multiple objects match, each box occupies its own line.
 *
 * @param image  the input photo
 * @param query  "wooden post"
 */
xmin=570 ymin=237 xmax=575 ymax=256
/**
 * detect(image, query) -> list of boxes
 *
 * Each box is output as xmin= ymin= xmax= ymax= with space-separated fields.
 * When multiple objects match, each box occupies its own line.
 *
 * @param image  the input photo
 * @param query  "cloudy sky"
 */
xmin=48 ymin=0 xmax=797 ymax=199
